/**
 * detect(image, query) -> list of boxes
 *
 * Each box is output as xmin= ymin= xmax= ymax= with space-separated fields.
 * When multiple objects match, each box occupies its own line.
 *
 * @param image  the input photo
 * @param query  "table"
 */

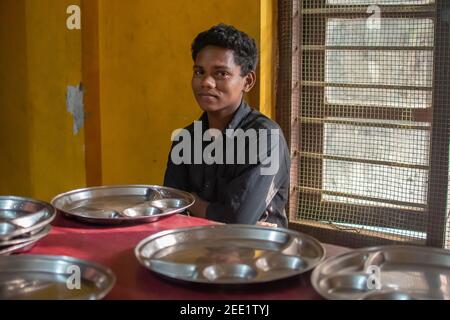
xmin=27 ymin=214 xmax=350 ymax=300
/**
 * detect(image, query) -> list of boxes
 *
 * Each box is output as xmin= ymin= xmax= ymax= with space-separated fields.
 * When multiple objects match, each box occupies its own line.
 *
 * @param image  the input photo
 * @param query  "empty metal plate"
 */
xmin=0 ymin=255 xmax=116 ymax=299
xmin=135 ymin=224 xmax=325 ymax=284
xmin=0 ymin=224 xmax=51 ymax=248
xmin=51 ymin=185 xmax=195 ymax=225
xmin=0 ymin=238 xmax=40 ymax=256
xmin=311 ymin=245 xmax=450 ymax=300
xmin=0 ymin=196 xmax=56 ymax=241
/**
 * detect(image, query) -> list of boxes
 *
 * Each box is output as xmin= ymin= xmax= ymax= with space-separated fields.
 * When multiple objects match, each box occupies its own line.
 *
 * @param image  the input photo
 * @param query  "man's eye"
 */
xmin=216 ymin=71 xmax=229 ymax=78
xmin=193 ymin=70 xmax=203 ymax=76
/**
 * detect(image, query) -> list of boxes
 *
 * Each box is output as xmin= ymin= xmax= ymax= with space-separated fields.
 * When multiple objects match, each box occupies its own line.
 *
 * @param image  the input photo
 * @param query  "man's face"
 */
xmin=192 ymin=46 xmax=252 ymax=113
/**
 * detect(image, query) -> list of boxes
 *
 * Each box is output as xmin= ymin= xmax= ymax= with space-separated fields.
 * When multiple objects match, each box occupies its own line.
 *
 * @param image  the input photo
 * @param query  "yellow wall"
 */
xmin=98 ymin=0 xmax=261 ymax=185
xmin=1 ymin=0 xmax=275 ymax=199
xmin=260 ymin=0 xmax=277 ymax=119
xmin=0 ymin=0 xmax=86 ymax=201
xmin=0 ymin=0 xmax=31 ymax=196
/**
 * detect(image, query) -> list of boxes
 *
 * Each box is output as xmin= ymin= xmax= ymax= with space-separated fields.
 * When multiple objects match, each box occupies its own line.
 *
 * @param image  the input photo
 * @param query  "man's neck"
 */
xmin=207 ymin=101 xmax=242 ymax=132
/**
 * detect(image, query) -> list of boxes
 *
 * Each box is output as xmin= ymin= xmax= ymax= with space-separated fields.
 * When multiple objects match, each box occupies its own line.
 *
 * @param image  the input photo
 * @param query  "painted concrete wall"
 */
xmin=0 ymin=0 xmax=86 ymax=201
xmin=260 ymin=0 xmax=277 ymax=118
xmin=0 ymin=0 xmax=31 ymax=196
xmin=1 ymin=0 xmax=274 ymax=200
xmin=98 ymin=0 xmax=261 ymax=185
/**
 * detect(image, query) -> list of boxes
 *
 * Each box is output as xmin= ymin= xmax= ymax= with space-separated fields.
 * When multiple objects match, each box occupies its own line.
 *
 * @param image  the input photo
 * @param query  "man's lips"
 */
xmin=197 ymin=93 xmax=219 ymax=99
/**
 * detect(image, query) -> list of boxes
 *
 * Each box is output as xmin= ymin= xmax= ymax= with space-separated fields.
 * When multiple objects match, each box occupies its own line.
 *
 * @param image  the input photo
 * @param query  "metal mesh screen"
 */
xmin=278 ymin=0 xmax=450 ymax=248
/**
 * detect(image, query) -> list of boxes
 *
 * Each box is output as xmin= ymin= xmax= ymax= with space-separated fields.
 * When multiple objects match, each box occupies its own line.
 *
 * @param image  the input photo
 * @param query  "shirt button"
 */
xmin=205 ymin=182 xmax=210 ymax=189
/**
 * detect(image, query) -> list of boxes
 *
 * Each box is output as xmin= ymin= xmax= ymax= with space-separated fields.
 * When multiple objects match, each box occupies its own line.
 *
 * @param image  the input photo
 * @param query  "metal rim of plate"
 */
xmin=0 ymin=238 xmax=40 ymax=256
xmin=0 ymin=224 xmax=52 ymax=247
xmin=311 ymin=245 xmax=450 ymax=300
xmin=0 ymin=196 xmax=56 ymax=240
xmin=135 ymin=224 xmax=326 ymax=285
xmin=50 ymin=185 xmax=195 ymax=225
xmin=0 ymin=254 xmax=116 ymax=300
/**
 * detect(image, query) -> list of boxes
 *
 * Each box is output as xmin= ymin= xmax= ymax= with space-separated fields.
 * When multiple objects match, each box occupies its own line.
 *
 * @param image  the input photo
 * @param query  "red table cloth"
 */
xmin=27 ymin=214 xmax=349 ymax=300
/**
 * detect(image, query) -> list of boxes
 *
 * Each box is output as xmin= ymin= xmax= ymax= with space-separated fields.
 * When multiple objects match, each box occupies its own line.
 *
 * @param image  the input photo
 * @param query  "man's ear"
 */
xmin=243 ymin=71 xmax=256 ymax=93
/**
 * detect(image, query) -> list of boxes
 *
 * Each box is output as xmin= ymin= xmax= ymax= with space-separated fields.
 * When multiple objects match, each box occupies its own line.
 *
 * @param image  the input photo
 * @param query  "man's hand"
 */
xmin=188 ymin=193 xmax=209 ymax=218
xmin=256 ymin=221 xmax=278 ymax=228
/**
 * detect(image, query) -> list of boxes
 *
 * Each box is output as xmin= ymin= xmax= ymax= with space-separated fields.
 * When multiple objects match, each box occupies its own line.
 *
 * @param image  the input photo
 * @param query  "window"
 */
xmin=277 ymin=0 xmax=450 ymax=248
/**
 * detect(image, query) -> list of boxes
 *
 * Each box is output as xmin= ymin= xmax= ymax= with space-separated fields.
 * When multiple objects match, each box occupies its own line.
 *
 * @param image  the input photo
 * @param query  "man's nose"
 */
xmin=200 ymin=74 xmax=216 ymax=89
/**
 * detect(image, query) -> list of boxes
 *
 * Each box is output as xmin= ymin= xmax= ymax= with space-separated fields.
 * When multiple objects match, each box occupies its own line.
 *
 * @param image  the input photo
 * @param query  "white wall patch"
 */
xmin=66 ymin=83 xmax=84 ymax=135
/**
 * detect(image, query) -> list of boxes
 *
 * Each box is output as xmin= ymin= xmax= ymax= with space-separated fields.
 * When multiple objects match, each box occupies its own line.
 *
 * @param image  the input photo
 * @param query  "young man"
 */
xmin=163 ymin=24 xmax=290 ymax=228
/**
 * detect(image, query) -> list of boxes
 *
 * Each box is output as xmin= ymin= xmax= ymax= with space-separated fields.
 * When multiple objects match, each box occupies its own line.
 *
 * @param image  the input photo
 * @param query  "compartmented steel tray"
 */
xmin=135 ymin=224 xmax=325 ymax=284
xmin=311 ymin=245 xmax=450 ymax=300
xmin=0 ymin=239 xmax=40 ymax=256
xmin=0 ymin=254 xmax=116 ymax=299
xmin=0 ymin=196 xmax=55 ymax=255
xmin=1 ymin=224 xmax=51 ymax=246
xmin=0 ymin=196 xmax=56 ymax=241
xmin=51 ymin=185 xmax=195 ymax=225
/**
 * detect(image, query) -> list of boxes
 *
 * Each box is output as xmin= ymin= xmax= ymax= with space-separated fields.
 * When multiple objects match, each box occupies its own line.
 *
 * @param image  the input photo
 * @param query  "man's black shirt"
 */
xmin=164 ymin=100 xmax=290 ymax=227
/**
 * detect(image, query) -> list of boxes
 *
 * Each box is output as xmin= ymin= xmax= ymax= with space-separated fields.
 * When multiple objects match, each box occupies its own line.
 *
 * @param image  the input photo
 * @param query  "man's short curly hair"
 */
xmin=191 ymin=24 xmax=258 ymax=76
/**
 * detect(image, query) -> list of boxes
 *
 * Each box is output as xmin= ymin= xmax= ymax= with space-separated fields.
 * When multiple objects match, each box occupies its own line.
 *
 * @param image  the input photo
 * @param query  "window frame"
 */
xmin=277 ymin=0 xmax=450 ymax=248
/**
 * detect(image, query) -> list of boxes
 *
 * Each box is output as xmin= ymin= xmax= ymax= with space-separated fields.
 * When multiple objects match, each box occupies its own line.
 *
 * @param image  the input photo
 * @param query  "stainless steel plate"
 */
xmin=0 ymin=196 xmax=56 ymax=240
xmin=0 ymin=254 xmax=116 ymax=299
xmin=311 ymin=245 xmax=450 ymax=300
xmin=0 ymin=224 xmax=52 ymax=247
xmin=135 ymin=224 xmax=325 ymax=284
xmin=51 ymin=185 xmax=195 ymax=225
xmin=0 ymin=238 xmax=40 ymax=256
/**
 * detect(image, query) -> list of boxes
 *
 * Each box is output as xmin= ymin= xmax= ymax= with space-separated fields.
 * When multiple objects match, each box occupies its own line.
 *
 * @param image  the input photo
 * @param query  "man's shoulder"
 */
xmin=237 ymin=107 xmax=289 ymax=153
xmin=241 ymin=107 xmax=283 ymax=132
xmin=181 ymin=116 xmax=204 ymax=133
xmin=183 ymin=122 xmax=195 ymax=132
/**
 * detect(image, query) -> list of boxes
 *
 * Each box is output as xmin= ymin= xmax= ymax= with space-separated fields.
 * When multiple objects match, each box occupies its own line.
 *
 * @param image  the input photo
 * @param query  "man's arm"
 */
xmin=201 ymin=130 xmax=289 ymax=224
xmin=163 ymin=141 xmax=189 ymax=191
xmin=189 ymin=193 xmax=209 ymax=218
xmin=204 ymin=165 xmax=284 ymax=224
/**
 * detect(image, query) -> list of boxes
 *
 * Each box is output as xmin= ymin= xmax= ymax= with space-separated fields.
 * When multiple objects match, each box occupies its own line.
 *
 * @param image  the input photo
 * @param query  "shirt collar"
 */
xmin=227 ymin=100 xmax=252 ymax=130
xmin=199 ymin=99 xmax=252 ymax=131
